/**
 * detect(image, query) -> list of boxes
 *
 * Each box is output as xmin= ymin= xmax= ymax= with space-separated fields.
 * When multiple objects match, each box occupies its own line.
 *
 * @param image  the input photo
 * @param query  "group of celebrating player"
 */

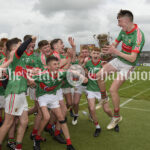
xmin=0 ymin=9 xmax=145 ymax=150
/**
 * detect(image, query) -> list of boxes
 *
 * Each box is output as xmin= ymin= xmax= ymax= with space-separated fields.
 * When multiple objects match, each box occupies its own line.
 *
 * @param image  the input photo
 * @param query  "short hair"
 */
xmin=24 ymin=35 xmax=32 ymax=42
xmin=0 ymin=41 xmax=4 ymax=48
xmin=81 ymin=45 xmax=89 ymax=51
xmin=6 ymin=38 xmax=21 ymax=52
xmin=50 ymin=39 xmax=61 ymax=50
xmin=1 ymin=38 xmax=8 ymax=43
xmin=38 ymin=40 xmax=49 ymax=49
xmin=117 ymin=9 xmax=134 ymax=22
xmin=46 ymin=56 xmax=59 ymax=64
xmin=91 ymin=47 xmax=100 ymax=52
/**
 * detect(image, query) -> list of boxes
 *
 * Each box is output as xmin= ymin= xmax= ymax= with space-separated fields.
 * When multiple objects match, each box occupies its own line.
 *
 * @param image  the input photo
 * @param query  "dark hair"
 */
xmin=6 ymin=38 xmax=21 ymax=52
xmin=38 ymin=40 xmax=49 ymax=49
xmin=117 ymin=9 xmax=134 ymax=22
xmin=0 ymin=41 xmax=4 ymax=48
xmin=81 ymin=45 xmax=89 ymax=51
xmin=24 ymin=35 xmax=32 ymax=42
xmin=50 ymin=39 xmax=61 ymax=50
xmin=46 ymin=56 xmax=59 ymax=64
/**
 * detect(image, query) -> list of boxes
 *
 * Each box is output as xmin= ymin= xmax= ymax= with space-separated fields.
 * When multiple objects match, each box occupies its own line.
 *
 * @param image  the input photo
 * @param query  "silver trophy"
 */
xmin=93 ymin=33 xmax=113 ymax=61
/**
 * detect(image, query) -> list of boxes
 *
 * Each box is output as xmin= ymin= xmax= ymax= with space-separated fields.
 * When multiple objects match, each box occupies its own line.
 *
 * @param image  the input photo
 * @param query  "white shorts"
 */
xmin=38 ymin=94 xmax=60 ymax=109
xmin=29 ymin=87 xmax=37 ymax=100
xmin=62 ymin=88 xmax=71 ymax=94
xmin=74 ymin=86 xmax=87 ymax=94
xmin=109 ymin=58 xmax=134 ymax=78
xmin=0 ymin=96 xmax=5 ymax=108
xmin=86 ymin=91 xmax=101 ymax=101
xmin=56 ymin=89 xmax=64 ymax=101
xmin=5 ymin=93 xmax=28 ymax=116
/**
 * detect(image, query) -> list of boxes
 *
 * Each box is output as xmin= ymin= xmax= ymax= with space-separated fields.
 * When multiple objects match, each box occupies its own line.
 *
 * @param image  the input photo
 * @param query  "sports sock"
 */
xmin=0 ymin=117 xmax=2 ymax=123
xmin=66 ymin=139 xmax=72 ymax=145
xmin=94 ymin=122 xmax=101 ymax=129
xmin=15 ymin=142 xmax=22 ymax=149
xmin=54 ymin=129 xmax=60 ymax=136
xmin=100 ymin=91 xmax=107 ymax=99
xmin=114 ymin=108 xmax=120 ymax=118
xmin=74 ymin=114 xmax=78 ymax=120
xmin=8 ymin=137 xmax=16 ymax=143
xmin=46 ymin=123 xmax=52 ymax=130
xmin=32 ymin=129 xmax=38 ymax=135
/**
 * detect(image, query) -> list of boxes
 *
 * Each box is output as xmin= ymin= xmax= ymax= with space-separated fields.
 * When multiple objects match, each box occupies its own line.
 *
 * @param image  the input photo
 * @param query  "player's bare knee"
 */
xmin=43 ymin=114 xmax=50 ymax=123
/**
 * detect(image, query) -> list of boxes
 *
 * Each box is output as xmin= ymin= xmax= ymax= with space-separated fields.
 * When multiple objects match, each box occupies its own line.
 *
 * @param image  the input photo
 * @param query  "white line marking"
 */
xmin=122 ymin=106 xmax=150 ymax=112
xmin=79 ymin=81 xmax=144 ymax=106
xmin=120 ymin=87 xmax=150 ymax=107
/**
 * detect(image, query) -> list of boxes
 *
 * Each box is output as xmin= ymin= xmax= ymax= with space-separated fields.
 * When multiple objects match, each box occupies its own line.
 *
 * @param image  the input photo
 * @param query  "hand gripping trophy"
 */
xmin=93 ymin=33 xmax=113 ymax=61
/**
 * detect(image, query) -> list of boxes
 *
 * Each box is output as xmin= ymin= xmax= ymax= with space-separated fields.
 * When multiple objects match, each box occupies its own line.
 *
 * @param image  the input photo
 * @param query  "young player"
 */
xmin=30 ymin=56 xmax=88 ymax=150
xmin=72 ymin=45 xmax=90 ymax=125
xmin=0 ymin=36 xmax=36 ymax=150
xmin=96 ymin=9 xmax=145 ymax=129
xmin=85 ymin=47 xmax=113 ymax=137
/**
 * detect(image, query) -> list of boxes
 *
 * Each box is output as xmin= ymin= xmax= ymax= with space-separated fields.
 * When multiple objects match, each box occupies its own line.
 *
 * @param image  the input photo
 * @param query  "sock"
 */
xmin=101 ymin=91 xmax=107 ymax=99
xmin=74 ymin=114 xmax=78 ymax=119
xmin=32 ymin=129 xmax=38 ymax=135
xmin=114 ymin=108 xmax=120 ymax=118
xmin=94 ymin=122 xmax=101 ymax=129
xmin=46 ymin=123 xmax=52 ymax=130
xmin=8 ymin=137 xmax=16 ymax=143
xmin=54 ymin=129 xmax=60 ymax=136
xmin=66 ymin=139 xmax=72 ymax=145
xmin=35 ymin=135 xmax=41 ymax=141
xmin=16 ymin=143 xmax=22 ymax=149
xmin=0 ymin=117 xmax=2 ymax=123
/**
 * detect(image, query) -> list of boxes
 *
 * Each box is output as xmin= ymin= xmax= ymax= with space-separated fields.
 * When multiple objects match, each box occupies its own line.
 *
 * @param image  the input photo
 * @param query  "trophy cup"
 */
xmin=93 ymin=33 xmax=113 ymax=61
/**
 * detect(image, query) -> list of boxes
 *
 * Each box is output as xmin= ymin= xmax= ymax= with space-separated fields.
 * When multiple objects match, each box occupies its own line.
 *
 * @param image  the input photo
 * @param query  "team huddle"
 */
xmin=0 ymin=10 xmax=145 ymax=150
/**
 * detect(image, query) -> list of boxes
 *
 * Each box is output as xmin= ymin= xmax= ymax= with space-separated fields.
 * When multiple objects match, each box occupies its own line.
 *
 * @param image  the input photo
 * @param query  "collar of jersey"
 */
xmin=92 ymin=59 xmax=101 ymax=66
xmin=48 ymin=69 xmax=58 ymax=79
xmin=126 ymin=24 xmax=137 ymax=34
xmin=25 ymin=51 xmax=33 ymax=56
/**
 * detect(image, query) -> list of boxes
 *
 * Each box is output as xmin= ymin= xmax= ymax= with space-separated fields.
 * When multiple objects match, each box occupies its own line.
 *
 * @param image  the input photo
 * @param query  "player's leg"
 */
xmin=72 ymin=88 xmax=82 ymax=125
xmin=15 ymin=111 xmax=28 ymax=150
xmin=102 ymin=101 xmax=113 ymax=118
xmin=0 ymin=113 xmax=15 ymax=145
xmin=97 ymin=62 xmax=117 ymax=100
xmin=30 ymin=101 xmax=43 ymax=140
xmin=63 ymin=88 xmax=74 ymax=117
xmin=34 ymin=106 xmax=50 ymax=150
xmin=7 ymin=117 xmax=19 ymax=149
xmin=88 ymin=98 xmax=101 ymax=137
xmin=45 ymin=111 xmax=56 ymax=135
xmin=52 ymin=107 xmax=75 ymax=150
xmin=107 ymin=74 xmax=125 ymax=129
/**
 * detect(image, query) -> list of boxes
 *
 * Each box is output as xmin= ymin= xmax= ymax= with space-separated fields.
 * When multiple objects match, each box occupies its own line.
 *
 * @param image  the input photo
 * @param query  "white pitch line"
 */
xmin=79 ymin=81 xmax=144 ymax=106
xmin=120 ymin=87 xmax=150 ymax=107
xmin=122 ymin=106 xmax=150 ymax=112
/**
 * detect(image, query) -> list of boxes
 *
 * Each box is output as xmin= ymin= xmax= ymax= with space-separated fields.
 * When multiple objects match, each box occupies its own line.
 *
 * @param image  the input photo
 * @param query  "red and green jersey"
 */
xmin=0 ymin=52 xmax=6 ymax=60
xmin=0 ymin=58 xmax=7 ymax=96
xmin=85 ymin=59 xmax=102 ymax=92
xmin=115 ymin=24 xmax=145 ymax=66
xmin=33 ymin=70 xmax=67 ymax=97
xmin=21 ymin=51 xmax=39 ymax=70
xmin=5 ymin=52 xmax=28 ymax=97
xmin=52 ymin=51 xmax=66 ymax=60
xmin=36 ymin=53 xmax=49 ymax=70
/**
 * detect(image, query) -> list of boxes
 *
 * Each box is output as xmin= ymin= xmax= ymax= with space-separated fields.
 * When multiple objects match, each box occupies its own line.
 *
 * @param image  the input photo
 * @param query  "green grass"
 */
xmin=2 ymin=66 xmax=150 ymax=150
